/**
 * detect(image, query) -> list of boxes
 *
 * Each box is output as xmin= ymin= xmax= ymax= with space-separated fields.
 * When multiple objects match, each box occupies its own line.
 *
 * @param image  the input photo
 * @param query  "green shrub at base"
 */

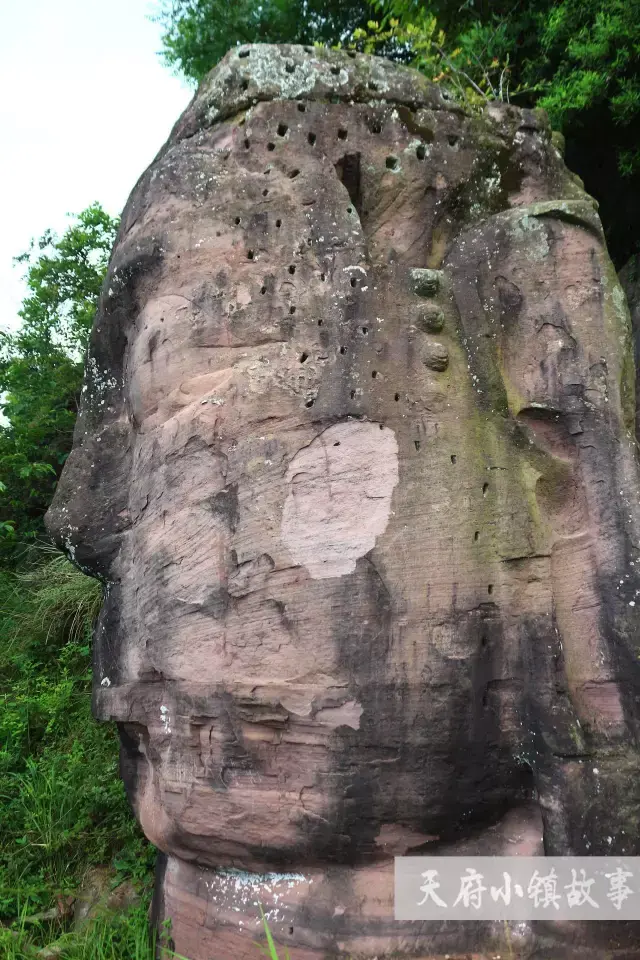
xmin=0 ymin=552 xmax=155 ymax=954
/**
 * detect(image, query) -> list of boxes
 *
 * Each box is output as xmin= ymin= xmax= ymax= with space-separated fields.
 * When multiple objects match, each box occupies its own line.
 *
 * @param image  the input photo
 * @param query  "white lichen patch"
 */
xmin=204 ymin=49 xmax=322 ymax=124
xmin=216 ymin=868 xmax=309 ymax=892
xmin=509 ymin=214 xmax=550 ymax=262
xmin=85 ymin=356 xmax=122 ymax=410
xmin=611 ymin=281 xmax=630 ymax=330
xmin=194 ymin=44 xmax=405 ymax=128
xmin=281 ymin=421 xmax=399 ymax=578
xmin=194 ymin=867 xmax=313 ymax=928
xmin=160 ymin=704 xmax=172 ymax=735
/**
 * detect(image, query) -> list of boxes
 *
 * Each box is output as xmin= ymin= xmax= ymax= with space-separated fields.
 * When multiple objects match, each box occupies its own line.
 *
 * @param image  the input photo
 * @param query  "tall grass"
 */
xmin=0 ymin=902 xmax=156 ymax=959
xmin=0 ymin=900 xmax=288 ymax=960
xmin=0 ymin=550 xmax=155 ymax=955
xmin=10 ymin=549 xmax=103 ymax=644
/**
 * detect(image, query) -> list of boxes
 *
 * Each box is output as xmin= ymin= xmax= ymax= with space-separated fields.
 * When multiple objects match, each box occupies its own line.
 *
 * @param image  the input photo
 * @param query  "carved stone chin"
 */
xmin=46 ymin=43 xmax=640 ymax=960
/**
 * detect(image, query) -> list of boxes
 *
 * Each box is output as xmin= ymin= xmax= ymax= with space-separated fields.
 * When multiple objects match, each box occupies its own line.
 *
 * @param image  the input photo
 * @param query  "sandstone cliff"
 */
xmin=47 ymin=44 xmax=640 ymax=959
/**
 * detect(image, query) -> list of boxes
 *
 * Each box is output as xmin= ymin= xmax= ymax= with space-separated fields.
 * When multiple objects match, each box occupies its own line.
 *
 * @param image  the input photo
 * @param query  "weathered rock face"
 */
xmin=620 ymin=254 xmax=640 ymax=442
xmin=46 ymin=44 xmax=640 ymax=959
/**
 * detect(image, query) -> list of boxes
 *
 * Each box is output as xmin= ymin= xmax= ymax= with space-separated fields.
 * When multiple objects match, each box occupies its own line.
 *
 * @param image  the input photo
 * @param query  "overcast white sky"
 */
xmin=0 ymin=0 xmax=193 ymax=331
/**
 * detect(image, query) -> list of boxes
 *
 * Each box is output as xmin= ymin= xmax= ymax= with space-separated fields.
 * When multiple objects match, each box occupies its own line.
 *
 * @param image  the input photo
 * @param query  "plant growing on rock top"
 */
xmin=373 ymin=0 xmax=640 ymax=264
xmin=348 ymin=13 xmax=510 ymax=108
xmin=154 ymin=0 xmax=640 ymax=265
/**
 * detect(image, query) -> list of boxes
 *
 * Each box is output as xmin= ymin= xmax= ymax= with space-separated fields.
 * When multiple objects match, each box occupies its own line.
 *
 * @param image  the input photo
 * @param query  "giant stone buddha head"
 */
xmin=47 ymin=43 xmax=640 ymax=960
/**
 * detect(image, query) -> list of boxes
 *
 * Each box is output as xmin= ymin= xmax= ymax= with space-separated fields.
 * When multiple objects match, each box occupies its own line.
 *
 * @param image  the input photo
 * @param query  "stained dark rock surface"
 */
xmin=46 ymin=43 xmax=640 ymax=959
xmin=620 ymin=254 xmax=640 ymax=444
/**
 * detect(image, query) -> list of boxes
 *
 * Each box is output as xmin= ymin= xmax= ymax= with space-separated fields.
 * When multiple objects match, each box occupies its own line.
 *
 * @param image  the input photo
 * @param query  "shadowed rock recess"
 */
xmin=46 ymin=44 xmax=640 ymax=959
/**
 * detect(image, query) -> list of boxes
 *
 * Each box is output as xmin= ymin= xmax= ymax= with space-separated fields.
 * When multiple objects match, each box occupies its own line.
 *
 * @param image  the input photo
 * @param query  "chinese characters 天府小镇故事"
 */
xmin=416 ymin=865 xmax=635 ymax=911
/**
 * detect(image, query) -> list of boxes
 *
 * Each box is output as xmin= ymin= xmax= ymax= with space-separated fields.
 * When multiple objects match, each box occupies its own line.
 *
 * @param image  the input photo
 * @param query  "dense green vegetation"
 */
xmin=0 ymin=205 xmax=119 ymax=554
xmin=0 ymin=207 xmax=157 ymax=956
xmin=156 ymin=0 xmax=371 ymax=82
xmin=0 ymin=552 xmax=156 ymax=957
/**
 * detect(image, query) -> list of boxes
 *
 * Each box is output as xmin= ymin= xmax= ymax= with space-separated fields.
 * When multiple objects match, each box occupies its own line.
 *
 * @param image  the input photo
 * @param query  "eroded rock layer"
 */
xmin=47 ymin=43 xmax=640 ymax=959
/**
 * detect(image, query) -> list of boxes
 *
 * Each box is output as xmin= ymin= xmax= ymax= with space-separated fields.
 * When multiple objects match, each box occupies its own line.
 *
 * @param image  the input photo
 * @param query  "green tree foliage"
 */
xmin=375 ymin=0 xmax=640 ymax=264
xmin=377 ymin=0 xmax=640 ymax=124
xmin=528 ymin=1 xmax=640 ymax=167
xmin=156 ymin=0 xmax=371 ymax=84
xmin=0 ymin=553 xmax=155 ymax=953
xmin=0 ymin=204 xmax=119 ymax=551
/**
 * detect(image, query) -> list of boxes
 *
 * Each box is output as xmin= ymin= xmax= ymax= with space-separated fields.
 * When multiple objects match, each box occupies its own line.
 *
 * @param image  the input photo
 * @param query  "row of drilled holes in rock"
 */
xmin=242 ymin=225 xmax=361 ymax=252
xmin=302 ymin=339 xmax=451 ymax=405
xmin=306 ymin=367 xmax=458 ymax=409
xmin=241 ymin=123 xmax=459 ymax=165
xmin=232 ymin=146 xmax=356 ymax=194
xmin=242 ymin=253 xmax=365 ymax=291
xmin=232 ymin=129 xmax=457 ymax=234
xmin=299 ymin=325 xmax=371 ymax=365
xmin=241 ymin=101 xmax=461 ymax=150
xmin=302 ymin=371 xmax=388 ymax=409
xmin=408 ymin=454 xmax=492 ymax=561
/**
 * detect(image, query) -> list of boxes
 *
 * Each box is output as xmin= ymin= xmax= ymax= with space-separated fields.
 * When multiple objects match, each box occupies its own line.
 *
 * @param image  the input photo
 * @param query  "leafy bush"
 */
xmin=0 ymin=204 xmax=119 ymax=552
xmin=155 ymin=0 xmax=371 ymax=84
xmin=0 ymin=552 xmax=155 ymax=948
